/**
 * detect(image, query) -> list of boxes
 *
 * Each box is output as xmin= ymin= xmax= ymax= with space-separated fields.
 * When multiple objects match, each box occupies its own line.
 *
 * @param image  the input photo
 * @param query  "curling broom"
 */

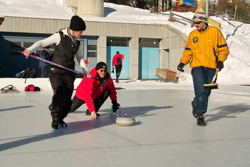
xmin=203 ymin=68 xmax=220 ymax=90
xmin=21 ymin=52 xmax=86 ymax=77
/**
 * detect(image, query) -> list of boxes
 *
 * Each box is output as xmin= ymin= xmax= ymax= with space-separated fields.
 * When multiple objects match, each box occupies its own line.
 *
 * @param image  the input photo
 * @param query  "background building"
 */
xmin=0 ymin=0 xmax=187 ymax=79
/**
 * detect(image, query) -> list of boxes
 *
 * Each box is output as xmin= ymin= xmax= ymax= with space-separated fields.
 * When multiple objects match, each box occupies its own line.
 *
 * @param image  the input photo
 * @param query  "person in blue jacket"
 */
xmin=39 ymin=46 xmax=50 ymax=78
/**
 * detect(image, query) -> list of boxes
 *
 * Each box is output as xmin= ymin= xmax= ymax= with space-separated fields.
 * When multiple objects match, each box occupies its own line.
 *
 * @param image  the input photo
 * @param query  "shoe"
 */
xmin=191 ymin=101 xmax=197 ymax=118
xmin=86 ymin=109 xmax=100 ymax=117
xmin=51 ymin=121 xmax=58 ymax=130
xmin=197 ymin=116 xmax=206 ymax=126
xmin=58 ymin=120 xmax=67 ymax=128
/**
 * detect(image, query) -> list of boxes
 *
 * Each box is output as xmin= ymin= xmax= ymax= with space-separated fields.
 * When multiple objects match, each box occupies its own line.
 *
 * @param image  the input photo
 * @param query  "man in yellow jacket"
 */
xmin=177 ymin=8 xmax=229 ymax=126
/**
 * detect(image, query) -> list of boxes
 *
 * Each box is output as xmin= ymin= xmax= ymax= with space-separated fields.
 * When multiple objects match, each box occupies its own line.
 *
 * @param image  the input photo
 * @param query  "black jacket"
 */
xmin=50 ymin=30 xmax=80 ymax=74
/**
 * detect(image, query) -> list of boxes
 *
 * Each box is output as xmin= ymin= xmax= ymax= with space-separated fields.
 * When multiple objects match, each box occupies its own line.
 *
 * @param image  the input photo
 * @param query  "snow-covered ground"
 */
xmin=0 ymin=0 xmax=250 ymax=87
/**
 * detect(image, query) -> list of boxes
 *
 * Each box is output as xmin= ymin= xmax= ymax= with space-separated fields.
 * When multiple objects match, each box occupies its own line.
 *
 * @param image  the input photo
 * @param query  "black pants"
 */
xmin=49 ymin=73 xmax=75 ymax=122
xmin=70 ymin=89 xmax=110 ymax=113
xmin=115 ymin=65 xmax=122 ymax=81
xmin=40 ymin=67 xmax=47 ymax=78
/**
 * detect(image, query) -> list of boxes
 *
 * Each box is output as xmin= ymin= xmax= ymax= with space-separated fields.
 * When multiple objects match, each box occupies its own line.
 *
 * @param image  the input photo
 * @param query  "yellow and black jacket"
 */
xmin=181 ymin=25 xmax=229 ymax=69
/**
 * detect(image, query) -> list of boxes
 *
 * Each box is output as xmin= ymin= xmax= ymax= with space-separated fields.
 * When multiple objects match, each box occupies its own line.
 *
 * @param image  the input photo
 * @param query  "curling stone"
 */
xmin=116 ymin=114 xmax=135 ymax=126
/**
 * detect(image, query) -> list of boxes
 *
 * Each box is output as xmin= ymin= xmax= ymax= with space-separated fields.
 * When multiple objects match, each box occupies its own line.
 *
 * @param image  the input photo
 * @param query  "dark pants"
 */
xmin=41 ymin=67 xmax=47 ymax=78
xmin=115 ymin=65 xmax=122 ymax=82
xmin=49 ymin=73 xmax=75 ymax=123
xmin=70 ymin=89 xmax=110 ymax=113
xmin=191 ymin=67 xmax=216 ymax=117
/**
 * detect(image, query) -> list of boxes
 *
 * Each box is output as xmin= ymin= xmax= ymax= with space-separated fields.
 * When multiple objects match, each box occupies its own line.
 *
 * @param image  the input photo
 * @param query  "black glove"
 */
xmin=217 ymin=61 xmax=224 ymax=71
xmin=112 ymin=101 xmax=120 ymax=113
xmin=177 ymin=63 xmax=185 ymax=72
xmin=111 ymin=67 xmax=114 ymax=73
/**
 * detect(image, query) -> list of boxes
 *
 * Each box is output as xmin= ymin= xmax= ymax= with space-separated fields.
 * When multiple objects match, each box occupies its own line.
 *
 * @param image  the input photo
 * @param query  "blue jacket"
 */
xmin=39 ymin=49 xmax=49 ymax=68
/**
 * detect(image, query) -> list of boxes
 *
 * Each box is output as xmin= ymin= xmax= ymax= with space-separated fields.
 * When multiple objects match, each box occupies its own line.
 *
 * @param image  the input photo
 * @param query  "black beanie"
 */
xmin=96 ymin=62 xmax=107 ymax=71
xmin=70 ymin=15 xmax=86 ymax=31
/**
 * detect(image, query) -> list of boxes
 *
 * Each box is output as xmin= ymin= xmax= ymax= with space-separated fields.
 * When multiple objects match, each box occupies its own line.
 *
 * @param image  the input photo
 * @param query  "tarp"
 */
xmin=179 ymin=0 xmax=195 ymax=8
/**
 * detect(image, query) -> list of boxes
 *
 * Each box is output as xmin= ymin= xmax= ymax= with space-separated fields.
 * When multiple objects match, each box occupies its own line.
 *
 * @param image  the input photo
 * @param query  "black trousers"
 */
xmin=49 ymin=73 xmax=75 ymax=122
xmin=70 ymin=89 xmax=110 ymax=113
xmin=40 ymin=67 xmax=47 ymax=78
xmin=115 ymin=65 xmax=122 ymax=80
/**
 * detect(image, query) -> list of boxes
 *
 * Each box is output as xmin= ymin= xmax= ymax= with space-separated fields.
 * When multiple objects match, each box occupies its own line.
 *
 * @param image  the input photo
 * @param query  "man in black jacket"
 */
xmin=23 ymin=15 xmax=90 ymax=129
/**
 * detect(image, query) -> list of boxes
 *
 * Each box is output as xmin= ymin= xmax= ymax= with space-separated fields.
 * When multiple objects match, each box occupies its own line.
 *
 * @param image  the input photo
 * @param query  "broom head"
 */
xmin=203 ymin=83 xmax=218 ymax=90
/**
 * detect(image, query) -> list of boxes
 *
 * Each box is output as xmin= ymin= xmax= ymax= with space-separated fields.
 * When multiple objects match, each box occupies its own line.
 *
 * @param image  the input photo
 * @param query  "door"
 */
xmin=138 ymin=39 xmax=160 ymax=79
xmin=107 ymin=46 xmax=130 ymax=79
xmin=106 ymin=37 xmax=130 ymax=80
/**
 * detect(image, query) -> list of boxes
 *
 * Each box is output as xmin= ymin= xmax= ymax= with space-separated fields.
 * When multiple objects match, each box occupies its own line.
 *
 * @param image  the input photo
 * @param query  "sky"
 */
xmin=0 ymin=0 xmax=250 ymax=91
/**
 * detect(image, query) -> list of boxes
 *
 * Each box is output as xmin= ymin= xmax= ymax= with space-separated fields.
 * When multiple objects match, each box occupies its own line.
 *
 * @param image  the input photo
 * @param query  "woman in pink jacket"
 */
xmin=70 ymin=62 xmax=120 ymax=119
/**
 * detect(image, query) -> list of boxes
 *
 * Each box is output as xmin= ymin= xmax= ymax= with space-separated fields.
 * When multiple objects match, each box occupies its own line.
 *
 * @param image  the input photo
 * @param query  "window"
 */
xmin=10 ymin=42 xmax=21 ymax=48
xmin=36 ymin=50 xmax=42 ymax=56
xmin=88 ymin=45 xmax=97 ymax=50
xmin=107 ymin=38 xmax=129 ymax=46
xmin=24 ymin=42 xmax=34 ymax=48
xmin=87 ymin=52 xmax=97 ymax=57
xmin=139 ymin=39 xmax=159 ymax=48
xmin=10 ymin=49 xmax=21 ymax=55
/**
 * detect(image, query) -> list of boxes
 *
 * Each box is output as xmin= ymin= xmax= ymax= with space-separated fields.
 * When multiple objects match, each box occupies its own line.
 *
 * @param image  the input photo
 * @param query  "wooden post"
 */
xmin=234 ymin=5 xmax=237 ymax=20
xmin=168 ymin=10 xmax=172 ymax=21
xmin=87 ymin=58 xmax=89 ymax=71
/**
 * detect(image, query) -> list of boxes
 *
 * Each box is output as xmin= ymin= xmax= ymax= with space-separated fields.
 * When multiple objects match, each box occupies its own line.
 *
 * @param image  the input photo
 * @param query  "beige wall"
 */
xmin=130 ymin=37 xmax=139 ymax=79
xmin=0 ymin=16 xmax=188 ymax=79
xmin=68 ymin=0 xmax=104 ymax=17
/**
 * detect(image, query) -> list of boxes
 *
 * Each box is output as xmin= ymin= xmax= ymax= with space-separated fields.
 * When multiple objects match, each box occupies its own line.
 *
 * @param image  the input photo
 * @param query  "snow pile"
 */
xmin=209 ymin=17 xmax=250 ymax=84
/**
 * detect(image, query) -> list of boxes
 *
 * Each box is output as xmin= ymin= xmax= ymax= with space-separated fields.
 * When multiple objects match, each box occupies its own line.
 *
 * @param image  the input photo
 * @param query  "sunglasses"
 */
xmin=194 ymin=21 xmax=201 ymax=25
xmin=99 ymin=70 xmax=107 ymax=72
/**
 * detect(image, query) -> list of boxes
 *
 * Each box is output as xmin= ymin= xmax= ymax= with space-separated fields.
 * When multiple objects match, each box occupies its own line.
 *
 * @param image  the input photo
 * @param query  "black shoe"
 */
xmin=191 ymin=101 xmax=197 ymax=118
xmin=197 ymin=116 xmax=206 ymax=126
xmin=86 ymin=109 xmax=100 ymax=117
xmin=51 ymin=121 xmax=58 ymax=130
xmin=58 ymin=120 xmax=67 ymax=128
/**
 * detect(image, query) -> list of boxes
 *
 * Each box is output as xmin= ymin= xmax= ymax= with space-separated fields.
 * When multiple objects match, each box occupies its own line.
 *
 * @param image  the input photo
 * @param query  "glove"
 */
xmin=112 ymin=101 xmax=120 ymax=113
xmin=80 ymin=59 xmax=88 ymax=73
xmin=111 ymin=67 xmax=114 ymax=73
xmin=217 ymin=61 xmax=224 ymax=71
xmin=177 ymin=63 xmax=185 ymax=72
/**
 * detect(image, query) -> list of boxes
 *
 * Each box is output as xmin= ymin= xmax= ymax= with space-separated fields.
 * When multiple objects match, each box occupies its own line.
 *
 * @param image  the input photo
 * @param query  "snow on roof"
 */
xmin=0 ymin=0 xmax=73 ymax=19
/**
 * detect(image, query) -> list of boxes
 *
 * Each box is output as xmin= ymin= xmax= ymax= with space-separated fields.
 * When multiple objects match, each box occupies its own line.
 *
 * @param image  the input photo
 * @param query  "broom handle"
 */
xmin=22 ymin=52 xmax=86 ymax=77
xmin=211 ymin=68 xmax=220 ymax=84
